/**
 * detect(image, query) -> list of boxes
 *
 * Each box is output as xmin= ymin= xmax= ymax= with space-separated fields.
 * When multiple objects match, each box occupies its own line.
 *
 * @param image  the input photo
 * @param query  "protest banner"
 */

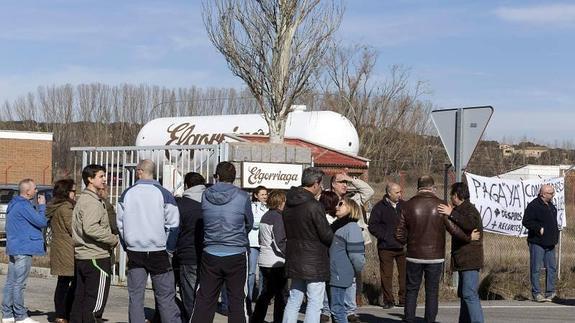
xmin=465 ymin=173 xmax=566 ymax=237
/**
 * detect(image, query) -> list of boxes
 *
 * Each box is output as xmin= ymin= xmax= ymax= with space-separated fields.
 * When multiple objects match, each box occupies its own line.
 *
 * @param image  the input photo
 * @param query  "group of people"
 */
xmin=0 ymin=158 xmax=561 ymax=323
xmin=2 ymin=165 xmax=120 ymax=323
xmin=189 ymin=165 xmax=371 ymax=323
xmin=368 ymin=176 xmax=485 ymax=323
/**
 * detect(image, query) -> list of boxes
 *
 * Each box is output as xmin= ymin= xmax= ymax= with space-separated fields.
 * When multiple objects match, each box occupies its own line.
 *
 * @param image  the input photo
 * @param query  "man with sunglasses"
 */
xmin=330 ymin=172 xmax=374 ymax=322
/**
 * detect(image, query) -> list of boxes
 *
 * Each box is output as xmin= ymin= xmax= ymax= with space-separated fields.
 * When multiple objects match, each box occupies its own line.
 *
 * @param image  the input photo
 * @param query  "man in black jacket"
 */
xmin=175 ymin=172 xmax=205 ymax=321
xmin=522 ymin=184 xmax=559 ymax=302
xmin=368 ymin=182 xmax=405 ymax=309
xmin=282 ymin=167 xmax=334 ymax=323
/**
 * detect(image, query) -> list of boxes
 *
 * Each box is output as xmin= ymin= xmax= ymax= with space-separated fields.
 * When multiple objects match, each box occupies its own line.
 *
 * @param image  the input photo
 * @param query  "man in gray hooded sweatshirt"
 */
xmin=190 ymin=162 xmax=254 ymax=323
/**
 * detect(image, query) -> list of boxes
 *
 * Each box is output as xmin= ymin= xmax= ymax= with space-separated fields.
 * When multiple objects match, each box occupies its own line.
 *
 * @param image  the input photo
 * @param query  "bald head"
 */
xmin=18 ymin=178 xmax=36 ymax=200
xmin=539 ymin=184 xmax=555 ymax=203
xmin=385 ymin=182 xmax=402 ymax=203
xmin=137 ymin=159 xmax=156 ymax=179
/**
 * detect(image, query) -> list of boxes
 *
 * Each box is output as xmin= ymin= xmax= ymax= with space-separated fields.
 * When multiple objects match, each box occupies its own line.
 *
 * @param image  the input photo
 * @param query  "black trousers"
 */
xmin=251 ymin=267 xmax=287 ymax=323
xmin=191 ymin=252 xmax=249 ymax=323
xmin=54 ymin=275 xmax=75 ymax=319
xmin=404 ymin=261 xmax=443 ymax=323
xmin=70 ymin=258 xmax=112 ymax=323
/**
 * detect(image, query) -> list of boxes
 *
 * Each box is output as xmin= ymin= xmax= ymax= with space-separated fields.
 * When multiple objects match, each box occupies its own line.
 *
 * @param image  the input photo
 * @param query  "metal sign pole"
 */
xmin=455 ymin=108 xmax=463 ymax=182
xmin=451 ymin=109 xmax=463 ymax=288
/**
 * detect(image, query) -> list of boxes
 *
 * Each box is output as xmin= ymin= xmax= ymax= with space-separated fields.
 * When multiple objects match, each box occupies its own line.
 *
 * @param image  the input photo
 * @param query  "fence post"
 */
xmin=443 ymin=163 xmax=451 ymax=202
xmin=558 ymin=230 xmax=562 ymax=280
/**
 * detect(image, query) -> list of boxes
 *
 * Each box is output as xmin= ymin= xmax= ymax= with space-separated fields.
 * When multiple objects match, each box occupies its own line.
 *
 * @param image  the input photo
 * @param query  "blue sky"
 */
xmin=0 ymin=0 xmax=574 ymax=146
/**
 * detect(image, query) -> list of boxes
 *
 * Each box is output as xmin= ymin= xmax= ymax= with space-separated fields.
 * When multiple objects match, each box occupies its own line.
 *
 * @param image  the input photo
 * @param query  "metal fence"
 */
xmin=70 ymin=144 xmax=228 ymax=283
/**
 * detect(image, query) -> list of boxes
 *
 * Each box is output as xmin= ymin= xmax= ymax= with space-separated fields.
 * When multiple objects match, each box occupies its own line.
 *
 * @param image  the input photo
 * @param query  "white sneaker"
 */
xmin=2 ymin=318 xmax=15 ymax=323
xmin=15 ymin=318 xmax=39 ymax=323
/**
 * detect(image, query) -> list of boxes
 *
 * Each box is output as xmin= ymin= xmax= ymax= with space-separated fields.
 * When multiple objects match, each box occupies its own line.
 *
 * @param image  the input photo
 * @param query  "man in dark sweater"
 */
xmin=368 ymin=182 xmax=405 ymax=309
xmin=521 ymin=184 xmax=559 ymax=302
xmin=175 ymin=172 xmax=205 ymax=321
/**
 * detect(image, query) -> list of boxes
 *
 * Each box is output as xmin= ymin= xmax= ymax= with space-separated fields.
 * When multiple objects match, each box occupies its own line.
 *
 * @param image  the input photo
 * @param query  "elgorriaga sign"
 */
xmin=466 ymin=173 xmax=566 ymax=237
xmin=242 ymin=162 xmax=303 ymax=189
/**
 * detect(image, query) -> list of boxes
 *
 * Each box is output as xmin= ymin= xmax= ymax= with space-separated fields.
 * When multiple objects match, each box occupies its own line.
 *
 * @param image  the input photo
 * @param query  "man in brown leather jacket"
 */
xmin=395 ymin=175 xmax=475 ymax=323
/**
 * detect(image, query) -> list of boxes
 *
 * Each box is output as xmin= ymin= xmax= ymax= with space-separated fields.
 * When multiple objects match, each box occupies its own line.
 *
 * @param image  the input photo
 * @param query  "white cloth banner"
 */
xmin=465 ymin=173 xmax=566 ymax=237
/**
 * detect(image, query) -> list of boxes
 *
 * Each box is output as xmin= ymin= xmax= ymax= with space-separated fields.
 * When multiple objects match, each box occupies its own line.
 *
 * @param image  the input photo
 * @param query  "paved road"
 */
xmin=1 ymin=275 xmax=574 ymax=322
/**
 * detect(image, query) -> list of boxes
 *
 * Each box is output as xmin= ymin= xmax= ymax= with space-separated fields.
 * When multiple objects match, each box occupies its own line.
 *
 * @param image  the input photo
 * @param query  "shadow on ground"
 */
xmin=359 ymin=312 xmax=403 ymax=322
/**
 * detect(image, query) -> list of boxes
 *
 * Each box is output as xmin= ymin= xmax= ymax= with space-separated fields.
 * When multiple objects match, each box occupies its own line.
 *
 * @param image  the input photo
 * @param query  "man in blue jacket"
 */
xmin=1 ymin=179 xmax=48 ymax=323
xmin=117 ymin=159 xmax=181 ymax=322
xmin=190 ymin=161 xmax=254 ymax=323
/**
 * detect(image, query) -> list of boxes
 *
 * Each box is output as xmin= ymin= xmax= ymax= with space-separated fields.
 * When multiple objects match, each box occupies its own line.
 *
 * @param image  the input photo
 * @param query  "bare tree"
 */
xmin=319 ymin=44 xmax=433 ymax=177
xmin=203 ymin=0 xmax=342 ymax=143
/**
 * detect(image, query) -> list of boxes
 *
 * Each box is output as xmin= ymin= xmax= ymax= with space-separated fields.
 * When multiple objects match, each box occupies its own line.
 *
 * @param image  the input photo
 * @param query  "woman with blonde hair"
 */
xmin=329 ymin=197 xmax=366 ymax=323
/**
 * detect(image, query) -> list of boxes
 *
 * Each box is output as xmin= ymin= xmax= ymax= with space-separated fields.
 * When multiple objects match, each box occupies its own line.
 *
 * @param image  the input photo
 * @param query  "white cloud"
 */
xmin=494 ymin=4 xmax=575 ymax=25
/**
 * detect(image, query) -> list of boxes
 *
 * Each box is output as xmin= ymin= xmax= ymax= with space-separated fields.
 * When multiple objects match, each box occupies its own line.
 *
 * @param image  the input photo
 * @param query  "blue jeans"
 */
xmin=458 ymin=270 xmax=484 ymax=323
xmin=329 ymin=286 xmax=347 ymax=323
xmin=529 ymin=243 xmax=557 ymax=298
xmin=344 ymin=280 xmax=357 ymax=315
xmin=1 ymin=255 xmax=33 ymax=320
xmin=282 ymin=279 xmax=325 ymax=323
xmin=323 ymin=283 xmax=354 ymax=316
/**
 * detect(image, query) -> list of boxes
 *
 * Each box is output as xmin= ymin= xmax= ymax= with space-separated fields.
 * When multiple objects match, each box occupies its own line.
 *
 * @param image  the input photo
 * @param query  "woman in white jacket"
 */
xmin=252 ymin=190 xmax=287 ymax=323
xmin=249 ymin=186 xmax=268 ymax=304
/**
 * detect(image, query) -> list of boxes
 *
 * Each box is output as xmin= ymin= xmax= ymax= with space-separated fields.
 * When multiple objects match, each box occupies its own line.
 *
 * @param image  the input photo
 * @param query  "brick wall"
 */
xmin=0 ymin=138 xmax=53 ymax=184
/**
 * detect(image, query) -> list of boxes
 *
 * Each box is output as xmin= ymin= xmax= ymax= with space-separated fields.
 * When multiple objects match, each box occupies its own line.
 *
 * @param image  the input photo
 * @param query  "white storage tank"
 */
xmin=135 ymin=107 xmax=360 ymax=155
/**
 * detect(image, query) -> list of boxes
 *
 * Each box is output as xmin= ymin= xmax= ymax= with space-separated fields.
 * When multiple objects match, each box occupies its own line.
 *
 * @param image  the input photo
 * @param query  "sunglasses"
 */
xmin=337 ymin=201 xmax=345 ymax=207
xmin=336 ymin=180 xmax=348 ymax=184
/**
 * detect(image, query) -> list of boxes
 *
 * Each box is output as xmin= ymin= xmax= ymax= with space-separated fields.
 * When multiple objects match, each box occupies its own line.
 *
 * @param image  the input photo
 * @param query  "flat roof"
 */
xmin=0 ymin=130 xmax=53 ymax=141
